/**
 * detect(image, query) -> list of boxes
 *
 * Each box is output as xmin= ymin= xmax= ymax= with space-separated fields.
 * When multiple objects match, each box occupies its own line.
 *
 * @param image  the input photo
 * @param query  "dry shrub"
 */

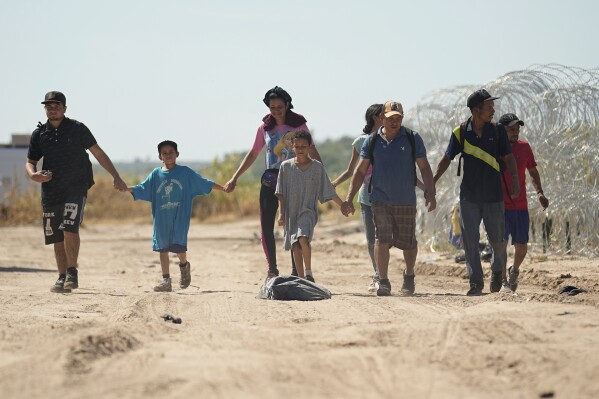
xmin=85 ymin=177 xmax=151 ymax=223
xmin=1 ymin=165 xmax=348 ymax=225
xmin=0 ymin=185 xmax=41 ymax=225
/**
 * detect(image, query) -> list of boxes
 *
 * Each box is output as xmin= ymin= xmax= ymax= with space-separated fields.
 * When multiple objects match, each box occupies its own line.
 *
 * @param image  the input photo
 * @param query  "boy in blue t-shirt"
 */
xmin=125 ymin=140 xmax=225 ymax=292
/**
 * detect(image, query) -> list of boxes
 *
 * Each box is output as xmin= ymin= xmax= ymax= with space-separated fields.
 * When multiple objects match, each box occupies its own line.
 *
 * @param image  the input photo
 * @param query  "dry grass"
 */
xmin=0 ymin=164 xmax=355 ymax=226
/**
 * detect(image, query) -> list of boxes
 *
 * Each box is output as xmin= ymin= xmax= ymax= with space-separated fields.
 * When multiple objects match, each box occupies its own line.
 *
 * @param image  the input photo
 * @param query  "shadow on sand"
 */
xmin=0 ymin=266 xmax=54 ymax=273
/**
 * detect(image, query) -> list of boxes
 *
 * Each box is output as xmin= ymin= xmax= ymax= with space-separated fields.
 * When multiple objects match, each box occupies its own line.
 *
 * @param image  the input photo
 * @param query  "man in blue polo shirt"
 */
xmin=433 ymin=89 xmax=520 ymax=296
xmin=342 ymin=100 xmax=436 ymax=297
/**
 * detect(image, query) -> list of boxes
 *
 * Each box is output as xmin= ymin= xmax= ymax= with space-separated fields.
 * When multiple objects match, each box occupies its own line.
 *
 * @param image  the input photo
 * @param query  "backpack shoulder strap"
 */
xmin=367 ymin=131 xmax=377 ymax=164
xmin=404 ymin=127 xmax=417 ymax=186
xmin=367 ymin=131 xmax=377 ymax=194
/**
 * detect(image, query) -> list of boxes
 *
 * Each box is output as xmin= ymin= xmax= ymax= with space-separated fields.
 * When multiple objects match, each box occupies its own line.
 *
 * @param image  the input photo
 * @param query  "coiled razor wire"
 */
xmin=407 ymin=64 xmax=599 ymax=257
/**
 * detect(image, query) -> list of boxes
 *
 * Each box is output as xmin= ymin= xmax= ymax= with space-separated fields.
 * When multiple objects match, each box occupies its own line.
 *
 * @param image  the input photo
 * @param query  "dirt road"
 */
xmin=1 ymin=220 xmax=598 ymax=399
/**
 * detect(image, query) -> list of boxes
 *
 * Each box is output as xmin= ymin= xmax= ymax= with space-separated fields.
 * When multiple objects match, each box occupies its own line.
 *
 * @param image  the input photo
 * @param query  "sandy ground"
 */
xmin=1 ymin=219 xmax=598 ymax=399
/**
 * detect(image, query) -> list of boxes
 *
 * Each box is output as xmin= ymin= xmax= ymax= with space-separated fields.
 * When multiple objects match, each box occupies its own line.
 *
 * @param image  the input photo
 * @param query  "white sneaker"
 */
xmin=368 ymin=276 xmax=380 ymax=293
xmin=154 ymin=277 xmax=172 ymax=292
xmin=500 ymin=279 xmax=513 ymax=293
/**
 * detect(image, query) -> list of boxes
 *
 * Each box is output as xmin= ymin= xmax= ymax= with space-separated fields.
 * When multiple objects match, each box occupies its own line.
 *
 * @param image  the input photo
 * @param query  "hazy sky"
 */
xmin=2 ymin=0 xmax=598 ymax=163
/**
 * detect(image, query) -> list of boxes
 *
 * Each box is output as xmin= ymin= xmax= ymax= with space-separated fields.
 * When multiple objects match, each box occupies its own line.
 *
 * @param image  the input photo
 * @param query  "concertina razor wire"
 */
xmin=405 ymin=64 xmax=599 ymax=257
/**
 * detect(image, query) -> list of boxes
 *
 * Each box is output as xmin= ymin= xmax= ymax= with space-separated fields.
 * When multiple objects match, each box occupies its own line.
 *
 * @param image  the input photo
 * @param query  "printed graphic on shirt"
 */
xmin=157 ymin=178 xmax=184 ymax=210
xmin=267 ymin=131 xmax=296 ymax=169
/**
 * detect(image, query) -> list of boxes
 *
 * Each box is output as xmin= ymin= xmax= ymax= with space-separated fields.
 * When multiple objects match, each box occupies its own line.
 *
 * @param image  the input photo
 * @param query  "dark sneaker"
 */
xmin=305 ymin=274 xmax=315 ymax=283
xmin=368 ymin=275 xmax=380 ymax=293
xmin=154 ymin=277 xmax=172 ymax=292
xmin=401 ymin=271 xmax=415 ymax=296
xmin=500 ymin=279 xmax=513 ymax=293
xmin=466 ymin=283 xmax=483 ymax=296
xmin=490 ymin=271 xmax=502 ymax=293
xmin=265 ymin=270 xmax=279 ymax=284
xmin=179 ymin=262 xmax=191 ymax=289
xmin=64 ymin=268 xmax=78 ymax=290
xmin=508 ymin=266 xmax=520 ymax=292
xmin=377 ymin=279 xmax=392 ymax=296
xmin=50 ymin=275 xmax=71 ymax=293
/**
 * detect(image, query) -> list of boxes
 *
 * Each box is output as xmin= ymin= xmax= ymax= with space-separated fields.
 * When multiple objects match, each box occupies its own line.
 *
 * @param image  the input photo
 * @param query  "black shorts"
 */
xmin=156 ymin=244 xmax=187 ymax=254
xmin=42 ymin=196 xmax=87 ymax=245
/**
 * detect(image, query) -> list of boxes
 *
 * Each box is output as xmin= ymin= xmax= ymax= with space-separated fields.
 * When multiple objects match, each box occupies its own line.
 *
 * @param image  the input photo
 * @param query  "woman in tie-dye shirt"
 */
xmin=224 ymin=86 xmax=321 ymax=281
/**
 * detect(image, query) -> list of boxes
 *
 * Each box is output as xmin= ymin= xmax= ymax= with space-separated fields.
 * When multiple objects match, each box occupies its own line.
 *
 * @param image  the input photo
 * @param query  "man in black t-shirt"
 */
xmin=26 ymin=91 xmax=128 ymax=293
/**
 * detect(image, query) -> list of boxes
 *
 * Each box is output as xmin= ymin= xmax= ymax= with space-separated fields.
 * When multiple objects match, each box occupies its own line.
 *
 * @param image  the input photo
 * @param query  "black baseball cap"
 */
xmin=157 ymin=140 xmax=178 ymax=153
xmin=498 ymin=113 xmax=525 ymax=127
xmin=41 ymin=91 xmax=66 ymax=106
xmin=263 ymin=86 xmax=294 ymax=109
xmin=466 ymin=89 xmax=499 ymax=108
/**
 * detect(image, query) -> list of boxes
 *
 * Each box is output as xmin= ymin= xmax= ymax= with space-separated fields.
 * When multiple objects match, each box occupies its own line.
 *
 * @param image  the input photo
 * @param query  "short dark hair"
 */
xmin=292 ymin=130 xmax=312 ymax=145
xmin=157 ymin=140 xmax=178 ymax=153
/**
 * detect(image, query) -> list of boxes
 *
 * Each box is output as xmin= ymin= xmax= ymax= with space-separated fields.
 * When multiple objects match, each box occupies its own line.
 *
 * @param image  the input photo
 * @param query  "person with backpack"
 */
xmin=498 ymin=113 xmax=549 ymax=292
xmin=26 ymin=91 xmax=128 ymax=293
xmin=342 ymin=100 xmax=436 ymax=297
xmin=433 ymin=89 xmax=520 ymax=296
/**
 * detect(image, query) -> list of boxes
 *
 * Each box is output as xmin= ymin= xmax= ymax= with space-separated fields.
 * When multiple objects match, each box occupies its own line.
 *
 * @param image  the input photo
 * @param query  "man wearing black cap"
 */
xmin=433 ymin=89 xmax=519 ymax=296
xmin=26 ymin=91 xmax=128 ymax=293
xmin=498 ymin=113 xmax=549 ymax=292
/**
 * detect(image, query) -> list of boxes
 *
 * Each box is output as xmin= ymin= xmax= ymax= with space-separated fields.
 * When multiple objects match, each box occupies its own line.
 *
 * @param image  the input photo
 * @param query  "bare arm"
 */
xmin=346 ymin=158 xmax=369 ymax=203
xmin=224 ymin=149 xmax=260 ymax=193
xmin=332 ymin=148 xmax=359 ymax=187
xmin=416 ymin=157 xmax=436 ymax=212
xmin=503 ymin=153 xmax=520 ymax=198
xmin=25 ymin=159 xmax=53 ymax=183
xmin=88 ymin=144 xmax=127 ymax=191
xmin=212 ymin=182 xmax=225 ymax=192
xmin=528 ymin=167 xmax=549 ymax=210
xmin=331 ymin=195 xmax=344 ymax=207
xmin=277 ymin=194 xmax=285 ymax=226
xmin=341 ymin=158 xmax=370 ymax=216
xmin=433 ymin=155 xmax=451 ymax=184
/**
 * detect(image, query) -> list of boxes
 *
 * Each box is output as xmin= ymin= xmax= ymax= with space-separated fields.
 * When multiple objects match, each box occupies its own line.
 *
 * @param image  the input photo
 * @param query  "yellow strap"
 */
xmin=453 ymin=125 xmax=500 ymax=172
xmin=452 ymin=126 xmax=461 ymax=141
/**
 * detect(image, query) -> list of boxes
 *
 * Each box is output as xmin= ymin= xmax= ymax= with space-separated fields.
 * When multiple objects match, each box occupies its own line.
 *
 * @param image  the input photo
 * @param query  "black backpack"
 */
xmin=367 ymin=127 xmax=417 ymax=193
xmin=258 ymin=275 xmax=332 ymax=301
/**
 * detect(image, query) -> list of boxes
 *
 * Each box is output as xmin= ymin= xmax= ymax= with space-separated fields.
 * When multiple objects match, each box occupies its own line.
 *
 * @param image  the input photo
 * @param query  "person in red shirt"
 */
xmin=499 ymin=113 xmax=549 ymax=292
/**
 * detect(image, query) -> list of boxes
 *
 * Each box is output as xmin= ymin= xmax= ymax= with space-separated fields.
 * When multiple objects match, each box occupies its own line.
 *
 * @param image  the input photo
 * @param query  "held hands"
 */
xmin=223 ymin=178 xmax=237 ymax=193
xmin=538 ymin=193 xmax=549 ymax=210
xmin=340 ymin=201 xmax=354 ymax=217
xmin=113 ymin=176 xmax=128 ymax=192
xmin=31 ymin=170 xmax=53 ymax=183
xmin=424 ymin=191 xmax=437 ymax=212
